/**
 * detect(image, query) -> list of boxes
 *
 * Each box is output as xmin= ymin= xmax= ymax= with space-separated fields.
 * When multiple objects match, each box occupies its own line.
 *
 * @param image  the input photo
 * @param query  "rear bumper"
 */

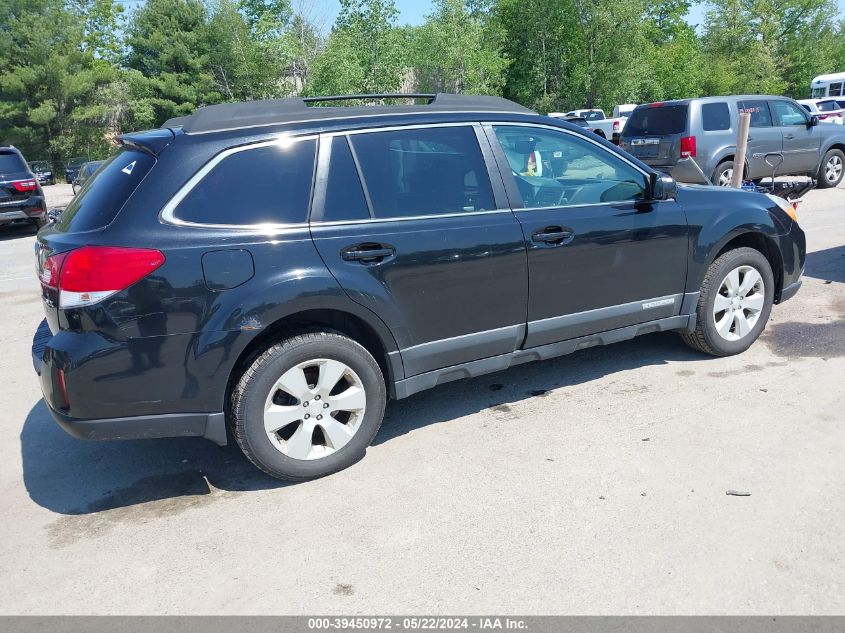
xmin=779 ymin=278 xmax=802 ymax=303
xmin=46 ymin=404 xmax=227 ymax=446
xmin=32 ymin=318 xmax=227 ymax=446
xmin=0 ymin=196 xmax=45 ymax=223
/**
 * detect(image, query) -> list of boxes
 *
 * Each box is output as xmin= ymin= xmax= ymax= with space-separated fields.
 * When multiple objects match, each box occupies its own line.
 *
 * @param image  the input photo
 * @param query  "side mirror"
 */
xmin=650 ymin=172 xmax=677 ymax=200
xmin=46 ymin=207 xmax=64 ymax=224
xmin=809 ymin=115 xmax=819 ymax=127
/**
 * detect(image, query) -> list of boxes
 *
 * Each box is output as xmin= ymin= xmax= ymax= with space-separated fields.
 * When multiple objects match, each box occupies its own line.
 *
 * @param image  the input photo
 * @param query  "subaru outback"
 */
xmin=32 ymin=93 xmax=806 ymax=480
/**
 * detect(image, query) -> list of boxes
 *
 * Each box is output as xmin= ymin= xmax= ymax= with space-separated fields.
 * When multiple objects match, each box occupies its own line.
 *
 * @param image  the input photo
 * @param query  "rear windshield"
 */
xmin=818 ymin=101 xmax=841 ymax=112
xmin=625 ymin=105 xmax=689 ymax=135
xmin=54 ymin=150 xmax=154 ymax=233
xmin=0 ymin=151 xmax=27 ymax=174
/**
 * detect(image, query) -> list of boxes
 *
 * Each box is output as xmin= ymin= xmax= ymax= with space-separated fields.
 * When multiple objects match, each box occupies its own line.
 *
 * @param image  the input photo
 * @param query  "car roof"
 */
xmin=167 ymin=93 xmax=535 ymax=135
xmin=635 ymin=95 xmax=798 ymax=108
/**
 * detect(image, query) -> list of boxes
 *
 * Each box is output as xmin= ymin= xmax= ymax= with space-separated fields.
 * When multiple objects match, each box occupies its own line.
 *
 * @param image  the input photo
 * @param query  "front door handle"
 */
xmin=341 ymin=243 xmax=396 ymax=263
xmin=532 ymin=227 xmax=574 ymax=245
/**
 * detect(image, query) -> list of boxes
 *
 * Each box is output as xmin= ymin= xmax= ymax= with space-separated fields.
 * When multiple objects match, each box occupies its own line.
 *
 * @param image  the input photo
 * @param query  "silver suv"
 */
xmin=619 ymin=95 xmax=845 ymax=188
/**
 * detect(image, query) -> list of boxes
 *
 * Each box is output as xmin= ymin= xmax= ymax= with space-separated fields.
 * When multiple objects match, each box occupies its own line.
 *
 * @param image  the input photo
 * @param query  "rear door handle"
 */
xmin=531 ymin=227 xmax=574 ymax=245
xmin=341 ymin=243 xmax=395 ymax=263
xmin=784 ymin=134 xmax=795 ymax=140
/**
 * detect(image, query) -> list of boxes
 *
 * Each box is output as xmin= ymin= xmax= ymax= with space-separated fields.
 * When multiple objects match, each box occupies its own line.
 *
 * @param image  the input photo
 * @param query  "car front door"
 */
xmin=486 ymin=123 xmax=689 ymax=348
xmin=736 ymin=99 xmax=783 ymax=179
xmin=769 ymin=99 xmax=822 ymax=175
xmin=310 ymin=125 xmax=529 ymax=378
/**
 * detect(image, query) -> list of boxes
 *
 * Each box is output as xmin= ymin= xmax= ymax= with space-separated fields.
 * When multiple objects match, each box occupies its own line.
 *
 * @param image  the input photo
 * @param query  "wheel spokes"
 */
xmin=329 ymin=385 xmax=366 ymax=412
xmin=723 ymin=268 xmax=741 ymax=294
xmin=264 ymin=404 xmax=302 ymax=434
xmin=716 ymin=311 xmax=734 ymax=338
xmin=741 ymin=293 xmax=765 ymax=312
xmin=320 ymin=418 xmax=355 ymax=450
xmin=316 ymin=359 xmax=347 ymax=395
xmin=284 ymin=420 xmax=316 ymax=460
xmin=738 ymin=268 xmax=761 ymax=296
xmin=733 ymin=310 xmax=752 ymax=337
xmin=713 ymin=293 xmax=732 ymax=313
xmin=275 ymin=365 xmax=313 ymax=401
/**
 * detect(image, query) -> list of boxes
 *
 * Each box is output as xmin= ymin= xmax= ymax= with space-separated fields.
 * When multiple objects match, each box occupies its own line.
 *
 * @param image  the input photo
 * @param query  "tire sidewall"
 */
xmin=713 ymin=161 xmax=735 ymax=187
xmin=237 ymin=335 xmax=386 ymax=480
xmin=700 ymin=249 xmax=774 ymax=355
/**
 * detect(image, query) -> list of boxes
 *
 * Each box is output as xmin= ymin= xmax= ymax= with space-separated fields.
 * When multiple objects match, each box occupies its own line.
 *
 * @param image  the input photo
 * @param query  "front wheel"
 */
xmin=231 ymin=331 xmax=386 ymax=480
xmin=681 ymin=247 xmax=774 ymax=356
xmin=817 ymin=149 xmax=844 ymax=188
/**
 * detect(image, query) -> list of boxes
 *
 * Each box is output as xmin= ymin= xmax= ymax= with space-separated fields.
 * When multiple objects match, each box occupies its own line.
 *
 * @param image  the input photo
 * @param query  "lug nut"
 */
xmin=315 ymin=395 xmax=321 ymax=400
xmin=323 ymin=402 xmax=329 ymax=408
xmin=304 ymin=414 xmax=310 ymax=419
xmin=316 ymin=414 xmax=323 ymax=420
xmin=303 ymin=401 xmax=309 ymax=407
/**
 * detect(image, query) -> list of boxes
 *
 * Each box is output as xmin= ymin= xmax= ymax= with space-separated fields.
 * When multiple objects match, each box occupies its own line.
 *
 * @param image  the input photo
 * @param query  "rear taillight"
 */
xmin=680 ymin=136 xmax=697 ymax=158
xmin=613 ymin=120 xmax=621 ymax=131
xmin=12 ymin=179 xmax=37 ymax=192
xmin=41 ymin=246 xmax=165 ymax=309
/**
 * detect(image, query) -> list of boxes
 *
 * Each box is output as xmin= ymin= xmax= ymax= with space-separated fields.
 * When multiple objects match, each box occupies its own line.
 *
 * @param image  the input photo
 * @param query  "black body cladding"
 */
xmin=32 ymin=94 xmax=805 ymax=447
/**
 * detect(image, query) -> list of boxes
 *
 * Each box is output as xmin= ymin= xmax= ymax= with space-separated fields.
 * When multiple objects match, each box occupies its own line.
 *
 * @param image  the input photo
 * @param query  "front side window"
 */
xmin=348 ymin=126 xmax=495 ymax=219
xmin=174 ymin=139 xmax=316 ymax=225
xmin=737 ymin=100 xmax=773 ymax=127
xmin=771 ymin=100 xmax=809 ymax=126
xmin=702 ymin=102 xmax=731 ymax=131
xmin=492 ymin=125 xmax=648 ymax=207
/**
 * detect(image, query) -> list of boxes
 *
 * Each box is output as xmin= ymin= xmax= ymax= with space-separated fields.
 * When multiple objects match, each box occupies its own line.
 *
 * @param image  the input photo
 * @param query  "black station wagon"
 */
xmin=32 ymin=94 xmax=805 ymax=480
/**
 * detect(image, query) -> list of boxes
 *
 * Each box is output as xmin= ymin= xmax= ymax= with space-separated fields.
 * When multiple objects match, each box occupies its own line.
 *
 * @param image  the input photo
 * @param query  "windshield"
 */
xmin=67 ymin=157 xmax=87 ymax=168
xmin=31 ymin=161 xmax=51 ymax=171
xmin=624 ymin=105 xmax=688 ymax=135
xmin=0 ymin=151 xmax=27 ymax=174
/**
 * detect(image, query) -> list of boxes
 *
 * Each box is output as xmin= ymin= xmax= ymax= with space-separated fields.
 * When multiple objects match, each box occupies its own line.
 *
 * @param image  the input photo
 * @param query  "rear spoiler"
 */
xmin=116 ymin=128 xmax=177 ymax=157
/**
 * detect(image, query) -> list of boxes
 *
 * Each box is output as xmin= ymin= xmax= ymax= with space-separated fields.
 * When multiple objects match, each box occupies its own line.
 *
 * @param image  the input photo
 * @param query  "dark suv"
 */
xmin=32 ymin=94 xmax=806 ymax=480
xmin=0 ymin=146 xmax=47 ymax=230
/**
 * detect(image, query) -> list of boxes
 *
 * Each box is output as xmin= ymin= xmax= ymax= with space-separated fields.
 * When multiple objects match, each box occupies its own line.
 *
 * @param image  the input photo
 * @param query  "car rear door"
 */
xmin=769 ymin=99 xmax=822 ymax=175
xmin=486 ymin=123 xmax=689 ymax=348
xmin=735 ymin=100 xmax=783 ymax=179
xmin=309 ymin=125 xmax=529 ymax=378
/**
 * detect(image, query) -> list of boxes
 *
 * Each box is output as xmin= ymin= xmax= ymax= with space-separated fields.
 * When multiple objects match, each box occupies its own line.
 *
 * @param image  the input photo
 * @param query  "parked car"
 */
xmin=561 ymin=109 xmax=606 ymax=122
xmin=29 ymin=160 xmax=55 ymax=186
xmin=63 ymin=156 xmax=88 ymax=184
xmin=589 ymin=104 xmax=638 ymax=142
xmin=32 ymin=93 xmax=805 ymax=480
xmin=547 ymin=113 xmax=607 ymax=140
xmin=797 ymin=99 xmax=844 ymax=124
xmin=71 ymin=160 xmax=104 ymax=194
xmin=0 ymin=146 xmax=47 ymax=231
xmin=620 ymin=96 xmax=845 ymax=188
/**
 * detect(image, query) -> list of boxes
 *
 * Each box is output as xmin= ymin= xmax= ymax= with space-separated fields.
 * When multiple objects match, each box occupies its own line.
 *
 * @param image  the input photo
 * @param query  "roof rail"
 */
xmin=177 ymin=93 xmax=534 ymax=135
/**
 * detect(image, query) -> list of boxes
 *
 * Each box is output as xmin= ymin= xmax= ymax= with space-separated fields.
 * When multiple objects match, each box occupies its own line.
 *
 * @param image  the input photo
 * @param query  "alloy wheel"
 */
xmin=712 ymin=265 xmax=766 ymax=341
xmin=263 ymin=358 xmax=366 ymax=460
xmin=717 ymin=168 xmax=733 ymax=186
xmin=825 ymin=154 xmax=843 ymax=183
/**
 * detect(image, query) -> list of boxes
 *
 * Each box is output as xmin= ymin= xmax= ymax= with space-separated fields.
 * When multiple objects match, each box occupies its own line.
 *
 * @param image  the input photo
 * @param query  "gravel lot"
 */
xmin=0 ymin=182 xmax=842 ymax=615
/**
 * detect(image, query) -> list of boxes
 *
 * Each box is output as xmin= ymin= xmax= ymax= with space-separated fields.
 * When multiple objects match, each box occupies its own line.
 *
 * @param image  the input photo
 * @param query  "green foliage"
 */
xmin=1 ymin=0 xmax=844 ymax=164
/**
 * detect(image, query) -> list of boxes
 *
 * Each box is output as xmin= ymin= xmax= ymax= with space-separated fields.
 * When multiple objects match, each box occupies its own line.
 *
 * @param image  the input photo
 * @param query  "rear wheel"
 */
xmin=712 ymin=160 xmax=739 ymax=187
xmin=231 ymin=331 xmax=386 ymax=480
xmin=681 ymin=247 xmax=774 ymax=356
xmin=817 ymin=149 xmax=844 ymax=188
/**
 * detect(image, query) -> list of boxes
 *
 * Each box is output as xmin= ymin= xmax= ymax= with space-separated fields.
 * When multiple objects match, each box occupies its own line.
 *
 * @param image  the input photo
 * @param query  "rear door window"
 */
xmin=349 ymin=126 xmax=495 ymax=219
xmin=321 ymin=136 xmax=370 ymax=222
xmin=701 ymin=102 xmax=731 ymax=131
xmin=173 ymin=139 xmax=316 ymax=226
xmin=624 ymin=105 xmax=688 ymax=135
xmin=54 ymin=151 xmax=155 ymax=233
xmin=737 ymin=100 xmax=773 ymax=127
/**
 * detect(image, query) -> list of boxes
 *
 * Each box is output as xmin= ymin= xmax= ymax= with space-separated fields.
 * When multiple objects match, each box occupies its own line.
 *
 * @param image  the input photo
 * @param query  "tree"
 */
xmin=410 ymin=0 xmax=508 ymax=95
xmin=308 ymin=0 xmax=406 ymax=96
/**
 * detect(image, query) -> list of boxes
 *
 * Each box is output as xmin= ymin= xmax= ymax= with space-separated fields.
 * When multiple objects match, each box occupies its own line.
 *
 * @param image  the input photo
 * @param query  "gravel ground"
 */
xmin=0 ymin=181 xmax=842 ymax=615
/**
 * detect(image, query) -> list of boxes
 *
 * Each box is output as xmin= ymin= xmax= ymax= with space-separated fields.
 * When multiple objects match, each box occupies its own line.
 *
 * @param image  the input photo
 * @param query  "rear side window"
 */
xmin=737 ymin=100 xmax=772 ymax=127
xmin=55 ymin=151 xmax=155 ymax=233
xmin=0 ymin=151 xmax=27 ymax=173
xmin=322 ymin=136 xmax=370 ymax=222
xmin=349 ymin=126 xmax=495 ymax=219
xmin=701 ymin=102 xmax=731 ymax=131
xmin=624 ymin=105 xmax=688 ymax=135
xmin=174 ymin=140 xmax=316 ymax=226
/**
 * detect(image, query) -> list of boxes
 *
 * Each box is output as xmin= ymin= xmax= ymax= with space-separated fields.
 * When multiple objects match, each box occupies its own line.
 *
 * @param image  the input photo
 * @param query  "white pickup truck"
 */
xmin=588 ymin=104 xmax=638 ymax=142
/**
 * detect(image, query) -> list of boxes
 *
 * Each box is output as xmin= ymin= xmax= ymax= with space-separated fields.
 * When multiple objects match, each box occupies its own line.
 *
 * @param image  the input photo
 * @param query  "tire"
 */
xmin=593 ymin=129 xmax=607 ymax=139
xmin=712 ymin=160 xmax=741 ymax=187
xmin=231 ymin=330 xmax=386 ymax=481
xmin=681 ymin=247 xmax=774 ymax=356
xmin=32 ymin=217 xmax=46 ymax=231
xmin=816 ymin=148 xmax=844 ymax=188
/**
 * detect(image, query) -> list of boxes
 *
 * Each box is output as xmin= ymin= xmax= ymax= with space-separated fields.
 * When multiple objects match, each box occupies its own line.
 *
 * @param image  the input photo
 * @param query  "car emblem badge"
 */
xmin=122 ymin=161 xmax=136 ymax=175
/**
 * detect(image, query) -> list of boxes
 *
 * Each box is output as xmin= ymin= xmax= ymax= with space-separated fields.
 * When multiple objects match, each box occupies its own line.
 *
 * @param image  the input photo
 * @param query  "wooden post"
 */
xmin=731 ymin=112 xmax=751 ymax=188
